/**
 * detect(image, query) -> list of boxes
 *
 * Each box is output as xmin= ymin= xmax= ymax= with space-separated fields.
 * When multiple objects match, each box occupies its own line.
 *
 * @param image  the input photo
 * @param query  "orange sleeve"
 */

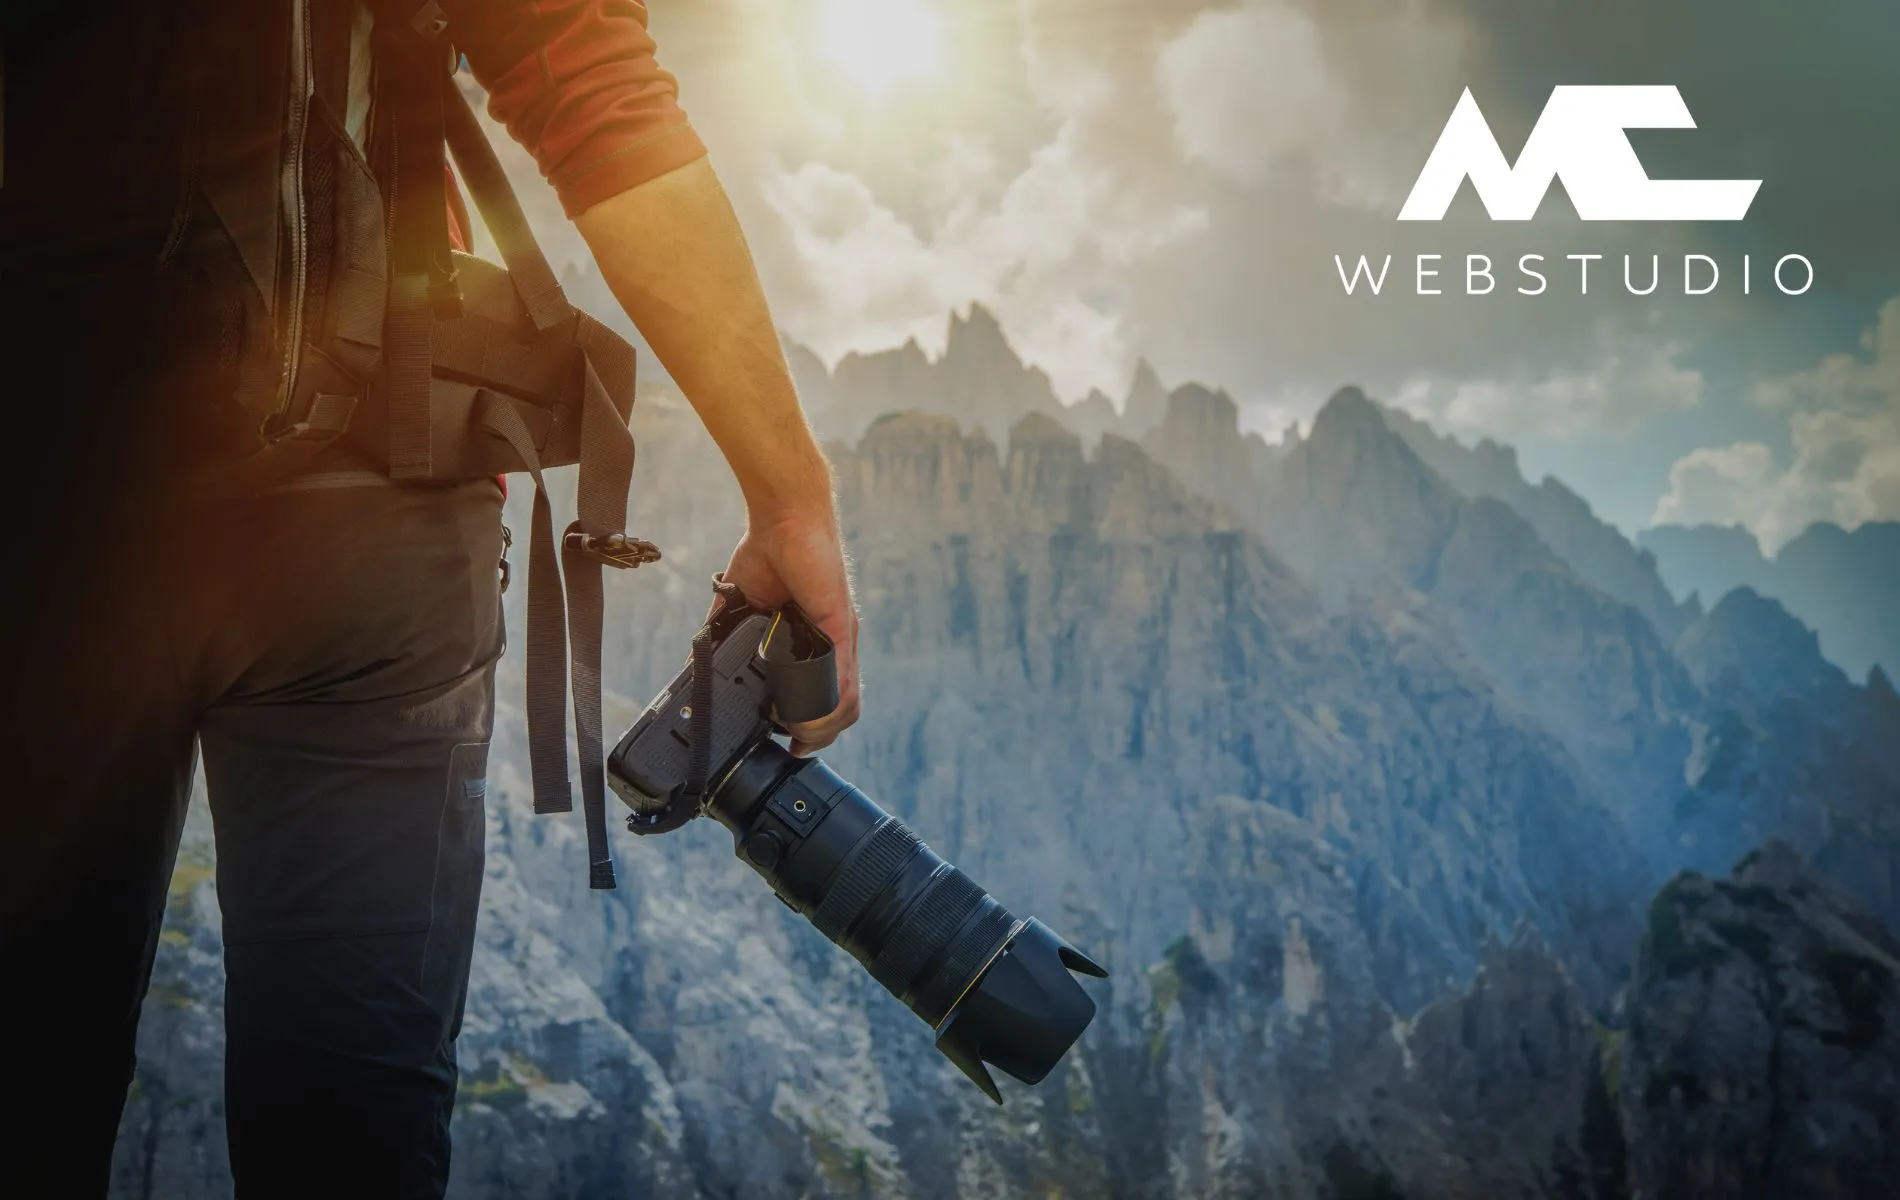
xmin=447 ymin=0 xmax=709 ymax=218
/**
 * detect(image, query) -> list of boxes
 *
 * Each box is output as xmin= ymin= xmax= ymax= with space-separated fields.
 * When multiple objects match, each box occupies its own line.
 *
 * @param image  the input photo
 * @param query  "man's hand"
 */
xmin=575 ymin=157 xmax=863 ymax=753
xmin=719 ymin=505 xmax=861 ymax=756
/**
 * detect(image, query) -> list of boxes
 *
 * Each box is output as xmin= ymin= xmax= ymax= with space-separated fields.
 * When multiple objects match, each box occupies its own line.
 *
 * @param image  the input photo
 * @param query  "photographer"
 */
xmin=0 ymin=1 xmax=857 ymax=1194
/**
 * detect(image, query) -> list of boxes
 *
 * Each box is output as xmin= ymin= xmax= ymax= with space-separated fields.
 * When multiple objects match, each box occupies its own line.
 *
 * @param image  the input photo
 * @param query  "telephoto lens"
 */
xmin=707 ymin=739 xmax=1107 ymax=1102
xmin=607 ymin=597 xmax=1107 ymax=1102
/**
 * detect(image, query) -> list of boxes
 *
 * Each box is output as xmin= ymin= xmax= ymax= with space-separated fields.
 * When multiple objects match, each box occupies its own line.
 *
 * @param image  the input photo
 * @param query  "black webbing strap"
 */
xmin=559 ymin=337 xmax=640 ymax=889
xmin=449 ymin=74 xmax=641 ymax=889
xmin=677 ymin=587 xmax=838 ymax=810
xmin=378 ymin=20 xmax=454 ymax=480
xmin=681 ymin=578 xmax=745 ymax=809
xmin=441 ymin=78 xmax=571 ymax=332
xmin=378 ymin=38 xmax=646 ymax=890
xmin=478 ymin=356 xmax=635 ymax=888
xmin=475 ymin=393 xmax=573 ymax=817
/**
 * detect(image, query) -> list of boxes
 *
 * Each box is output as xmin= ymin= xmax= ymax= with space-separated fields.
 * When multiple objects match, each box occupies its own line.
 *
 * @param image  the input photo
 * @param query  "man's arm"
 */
xmin=576 ymin=160 xmax=861 ymax=755
xmin=450 ymin=0 xmax=860 ymax=750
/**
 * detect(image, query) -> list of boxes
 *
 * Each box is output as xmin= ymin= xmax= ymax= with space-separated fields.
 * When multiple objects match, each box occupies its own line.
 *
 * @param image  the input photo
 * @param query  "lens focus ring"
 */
xmin=810 ymin=817 xmax=920 ymax=945
xmin=868 ymin=865 xmax=986 ymax=1000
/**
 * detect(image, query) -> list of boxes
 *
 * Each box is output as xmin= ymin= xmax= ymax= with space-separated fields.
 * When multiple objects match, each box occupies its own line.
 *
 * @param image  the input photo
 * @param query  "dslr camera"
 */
xmin=607 ymin=587 xmax=1106 ymax=1102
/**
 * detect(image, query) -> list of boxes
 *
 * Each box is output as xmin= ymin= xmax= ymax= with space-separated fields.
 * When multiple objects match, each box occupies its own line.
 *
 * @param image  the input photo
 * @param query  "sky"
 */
xmin=497 ymin=0 xmax=1900 ymax=550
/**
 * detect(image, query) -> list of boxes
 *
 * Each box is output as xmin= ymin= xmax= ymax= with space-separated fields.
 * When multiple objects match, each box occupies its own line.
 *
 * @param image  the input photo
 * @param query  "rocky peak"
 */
xmin=1307 ymin=384 xmax=1384 ymax=441
xmin=1005 ymin=413 xmax=1089 ymax=531
xmin=945 ymin=302 xmax=1011 ymax=362
xmin=1140 ymin=383 xmax=1258 ymax=523
xmin=1058 ymin=388 xmax=1120 ymax=445
xmin=1164 ymin=383 xmax=1238 ymax=433
xmin=936 ymin=304 xmax=1062 ymax=440
xmin=1869 ymin=664 xmax=1898 ymax=706
xmin=1265 ymin=385 xmax=1458 ymax=598
xmin=1380 ymin=399 xmax=1691 ymax=641
xmin=1623 ymin=842 xmax=1900 ymax=1199
xmin=1087 ymin=433 xmax=1225 ymax=539
xmin=1121 ymin=358 xmax=1170 ymax=438
xmin=1676 ymin=586 xmax=1850 ymax=707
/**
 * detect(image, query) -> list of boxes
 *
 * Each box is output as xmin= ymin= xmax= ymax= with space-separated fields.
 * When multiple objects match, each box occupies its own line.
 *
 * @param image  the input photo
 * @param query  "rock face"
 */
xmin=1669 ymin=592 xmax=1900 ymax=932
xmin=1139 ymin=383 xmax=1282 ymax=527
xmin=1640 ymin=521 xmax=1900 ymax=683
xmin=1253 ymin=389 xmax=1705 ymax=867
xmin=1378 ymin=402 xmax=1692 ymax=642
xmin=104 ymin=349 xmax=1899 ymax=1195
xmin=1622 ymin=842 xmax=1900 ymax=1199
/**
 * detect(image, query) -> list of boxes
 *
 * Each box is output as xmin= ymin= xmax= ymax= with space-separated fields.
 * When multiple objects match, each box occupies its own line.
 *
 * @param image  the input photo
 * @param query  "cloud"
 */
xmin=760 ymin=120 xmax=1207 ymax=400
xmin=490 ymin=0 xmax=1900 ymax=534
xmin=1155 ymin=0 xmax=1472 ymax=212
xmin=1654 ymin=295 xmax=1900 ymax=551
xmin=1391 ymin=331 xmax=1703 ymax=441
xmin=1157 ymin=6 xmax=1339 ymax=186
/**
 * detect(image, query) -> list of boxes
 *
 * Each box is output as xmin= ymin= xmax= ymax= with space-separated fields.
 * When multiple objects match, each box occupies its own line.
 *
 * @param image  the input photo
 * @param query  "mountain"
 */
xmin=115 ymin=405 xmax=1666 ymax=1196
xmin=1137 ymin=383 xmax=1283 ymax=523
xmin=1378 ymin=404 xmax=1695 ymax=642
xmin=1248 ymin=388 xmax=1704 ymax=864
xmin=103 ymin=331 xmax=1900 ymax=1194
xmin=1667 ymin=590 xmax=1900 ymax=929
xmin=1622 ymin=841 xmax=1900 ymax=1199
xmin=788 ymin=316 xmax=1193 ymax=452
xmin=1120 ymin=359 xmax=1172 ymax=440
xmin=1637 ymin=523 xmax=1775 ymax=606
xmin=799 ymin=305 xmax=1068 ymax=445
xmin=1640 ymin=522 xmax=1900 ymax=682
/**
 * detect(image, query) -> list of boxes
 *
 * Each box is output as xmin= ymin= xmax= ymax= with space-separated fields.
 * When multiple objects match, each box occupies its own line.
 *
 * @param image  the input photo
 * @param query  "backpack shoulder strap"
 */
xmin=427 ymin=60 xmax=651 ymax=892
xmin=441 ymin=79 xmax=573 ymax=332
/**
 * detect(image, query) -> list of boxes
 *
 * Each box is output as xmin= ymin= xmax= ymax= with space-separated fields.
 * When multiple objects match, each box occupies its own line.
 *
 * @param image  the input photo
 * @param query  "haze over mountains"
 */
xmin=1639 ymin=521 xmax=1898 ymax=683
xmin=112 ymin=308 xmax=1899 ymax=1198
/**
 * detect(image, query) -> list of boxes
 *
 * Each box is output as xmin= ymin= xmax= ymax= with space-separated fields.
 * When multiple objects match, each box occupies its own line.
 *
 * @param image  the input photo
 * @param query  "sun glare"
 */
xmin=818 ymin=0 xmax=945 ymax=94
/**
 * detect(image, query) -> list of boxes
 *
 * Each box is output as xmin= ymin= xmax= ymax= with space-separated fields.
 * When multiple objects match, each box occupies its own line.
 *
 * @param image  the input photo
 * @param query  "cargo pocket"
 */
xmin=420 ymin=740 xmax=489 ymax=1038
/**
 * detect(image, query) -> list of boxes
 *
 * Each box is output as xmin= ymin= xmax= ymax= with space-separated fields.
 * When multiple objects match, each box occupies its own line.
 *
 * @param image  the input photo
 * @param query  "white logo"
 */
xmin=1399 ymin=87 xmax=1760 ymax=222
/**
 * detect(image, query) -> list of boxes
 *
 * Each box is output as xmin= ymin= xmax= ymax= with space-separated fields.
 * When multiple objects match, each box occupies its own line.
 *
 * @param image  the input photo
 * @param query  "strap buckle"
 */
xmin=406 ymin=1 xmax=450 ymax=39
xmin=563 ymin=528 xmax=662 ymax=570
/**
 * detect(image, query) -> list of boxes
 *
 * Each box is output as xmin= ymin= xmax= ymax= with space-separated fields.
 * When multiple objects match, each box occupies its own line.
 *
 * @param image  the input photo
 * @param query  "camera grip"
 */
xmin=759 ymin=604 xmax=840 ymax=725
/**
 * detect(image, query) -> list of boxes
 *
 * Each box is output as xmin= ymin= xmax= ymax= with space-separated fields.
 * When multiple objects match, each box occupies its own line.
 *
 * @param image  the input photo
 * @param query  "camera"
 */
xmin=606 ymin=587 xmax=1107 ymax=1103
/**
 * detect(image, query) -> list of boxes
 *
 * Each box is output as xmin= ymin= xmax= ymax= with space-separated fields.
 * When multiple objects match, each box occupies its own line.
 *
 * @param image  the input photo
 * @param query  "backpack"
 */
xmin=0 ymin=0 xmax=649 ymax=889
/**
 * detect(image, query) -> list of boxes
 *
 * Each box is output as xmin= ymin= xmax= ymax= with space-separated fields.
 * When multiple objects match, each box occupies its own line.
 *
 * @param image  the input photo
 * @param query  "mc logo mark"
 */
xmin=1399 ymin=86 xmax=1760 ymax=222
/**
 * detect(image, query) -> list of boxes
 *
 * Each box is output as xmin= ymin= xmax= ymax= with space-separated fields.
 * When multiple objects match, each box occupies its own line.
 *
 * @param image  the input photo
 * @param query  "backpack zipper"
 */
xmin=275 ymin=0 xmax=316 ymax=427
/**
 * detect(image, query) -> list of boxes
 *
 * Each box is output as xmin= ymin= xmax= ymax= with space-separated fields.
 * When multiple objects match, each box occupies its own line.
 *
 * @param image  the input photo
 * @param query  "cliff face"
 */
xmin=1622 ymin=842 xmax=1900 ymax=1200
xmin=1378 ymin=403 xmax=1692 ymax=642
xmin=1251 ymin=389 xmax=1705 ymax=866
xmin=1667 ymin=592 xmax=1900 ymax=931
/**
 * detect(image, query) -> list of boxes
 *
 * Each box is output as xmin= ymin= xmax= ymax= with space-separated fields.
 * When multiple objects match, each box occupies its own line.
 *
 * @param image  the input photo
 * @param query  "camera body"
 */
xmin=608 ymin=604 xmax=831 ymax=834
xmin=606 ymin=594 xmax=1106 ymax=1103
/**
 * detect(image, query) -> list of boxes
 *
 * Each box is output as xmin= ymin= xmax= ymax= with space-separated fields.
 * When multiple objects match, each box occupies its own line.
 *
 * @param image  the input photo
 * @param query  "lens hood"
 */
xmin=933 ymin=918 xmax=1109 ymax=1103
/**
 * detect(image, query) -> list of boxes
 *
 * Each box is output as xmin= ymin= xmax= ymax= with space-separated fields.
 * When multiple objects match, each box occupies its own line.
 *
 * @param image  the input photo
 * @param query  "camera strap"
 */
xmin=679 ymin=584 xmax=840 ymax=809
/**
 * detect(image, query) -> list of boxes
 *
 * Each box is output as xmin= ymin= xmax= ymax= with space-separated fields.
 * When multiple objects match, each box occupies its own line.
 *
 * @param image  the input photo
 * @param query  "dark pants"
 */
xmin=0 ymin=471 xmax=506 ymax=1198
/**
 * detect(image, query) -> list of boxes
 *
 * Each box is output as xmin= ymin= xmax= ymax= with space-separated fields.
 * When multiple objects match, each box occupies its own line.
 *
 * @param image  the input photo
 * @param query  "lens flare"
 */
xmin=818 ymin=0 xmax=945 ymax=94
